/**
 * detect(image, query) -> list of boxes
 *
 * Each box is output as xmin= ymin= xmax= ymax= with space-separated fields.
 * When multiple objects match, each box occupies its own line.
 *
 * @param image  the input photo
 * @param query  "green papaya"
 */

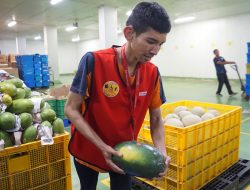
xmin=0 ymin=82 xmax=17 ymax=97
xmin=0 ymin=130 xmax=13 ymax=147
xmin=41 ymin=109 xmax=56 ymax=122
xmin=22 ymin=125 xmax=37 ymax=144
xmin=13 ymin=88 xmax=26 ymax=99
xmin=7 ymin=99 xmax=34 ymax=114
xmin=112 ymin=141 xmax=166 ymax=178
xmin=6 ymin=78 xmax=23 ymax=88
xmin=0 ymin=112 xmax=16 ymax=131
xmin=53 ymin=118 xmax=64 ymax=134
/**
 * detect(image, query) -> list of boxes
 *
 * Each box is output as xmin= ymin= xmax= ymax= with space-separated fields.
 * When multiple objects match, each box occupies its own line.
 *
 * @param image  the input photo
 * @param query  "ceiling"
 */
xmin=1 ymin=0 xmax=250 ymax=42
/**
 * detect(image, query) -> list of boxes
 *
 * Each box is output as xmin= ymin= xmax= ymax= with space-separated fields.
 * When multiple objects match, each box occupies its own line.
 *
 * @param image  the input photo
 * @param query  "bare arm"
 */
xmin=149 ymin=107 xmax=170 ymax=177
xmin=216 ymin=60 xmax=235 ymax=65
xmin=65 ymin=91 xmax=124 ymax=173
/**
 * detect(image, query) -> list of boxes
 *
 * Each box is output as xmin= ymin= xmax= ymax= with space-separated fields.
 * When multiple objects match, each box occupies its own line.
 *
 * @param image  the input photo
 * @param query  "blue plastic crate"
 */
xmin=19 ymin=55 xmax=33 ymax=63
xmin=42 ymin=70 xmax=49 ymax=74
xmin=36 ymin=81 xmax=43 ymax=87
xmin=33 ymin=54 xmax=40 ymax=62
xmin=246 ymin=85 xmax=250 ymax=95
xmin=35 ymin=76 xmax=43 ymax=81
xmin=246 ymin=74 xmax=250 ymax=84
xmin=42 ymin=81 xmax=50 ymax=87
xmin=63 ymin=118 xmax=71 ymax=127
xmin=24 ymin=80 xmax=36 ymax=88
xmin=42 ymin=62 xmax=48 ymax=66
xmin=40 ymin=55 xmax=48 ymax=62
xmin=35 ymin=69 xmax=42 ymax=75
xmin=42 ymin=66 xmax=49 ymax=70
xmin=247 ymin=53 xmax=250 ymax=63
xmin=22 ymin=74 xmax=35 ymax=81
xmin=42 ymin=74 xmax=50 ymax=80
xmin=248 ymin=42 xmax=250 ymax=53
xmin=34 ymin=62 xmax=41 ymax=68
xmin=19 ymin=61 xmax=34 ymax=67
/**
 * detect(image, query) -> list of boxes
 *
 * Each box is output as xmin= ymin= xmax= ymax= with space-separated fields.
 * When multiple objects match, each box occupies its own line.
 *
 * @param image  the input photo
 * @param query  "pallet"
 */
xmin=131 ymin=159 xmax=250 ymax=190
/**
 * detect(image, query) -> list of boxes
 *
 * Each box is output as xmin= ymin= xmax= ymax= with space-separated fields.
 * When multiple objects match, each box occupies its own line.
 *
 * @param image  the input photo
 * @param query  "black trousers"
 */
xmin=74 ymin=159 xmax=132 ymax=190
xmin=216 ymin=73 xmax=233 ymax=94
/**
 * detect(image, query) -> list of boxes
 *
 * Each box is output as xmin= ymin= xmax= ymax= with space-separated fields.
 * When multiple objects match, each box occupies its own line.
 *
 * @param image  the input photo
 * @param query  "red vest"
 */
xmin=68 ymin=48 xmax=158 ymax=171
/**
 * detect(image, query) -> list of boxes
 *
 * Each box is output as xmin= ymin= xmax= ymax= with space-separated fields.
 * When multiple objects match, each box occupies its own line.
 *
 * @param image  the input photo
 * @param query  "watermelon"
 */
xmin=112 ymin=141 xmax=166 ymax=178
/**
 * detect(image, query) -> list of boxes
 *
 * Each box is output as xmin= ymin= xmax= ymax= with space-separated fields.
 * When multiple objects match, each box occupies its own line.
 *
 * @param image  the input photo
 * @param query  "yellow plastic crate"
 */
xmin=138 ymin=100 xmax=241 ymax=189
xmin=0 ymin=132 xmax=71 ymax=190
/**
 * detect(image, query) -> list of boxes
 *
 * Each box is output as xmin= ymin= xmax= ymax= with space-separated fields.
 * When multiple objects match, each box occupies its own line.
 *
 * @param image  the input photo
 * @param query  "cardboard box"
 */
xmin=8 ymin=62 xmax=17 ymax=68
xmin=49 ymin=85 xmax=71 ymax=99
xmin=1 ymin=67 xmax=19 ymax=77
xmin=8 ymin=54 xmax=17 ymax=63
xmin=0 ymin=55 xmax=8 ymax=63
xmin=0 ymin=64 xmax=9 ymax=68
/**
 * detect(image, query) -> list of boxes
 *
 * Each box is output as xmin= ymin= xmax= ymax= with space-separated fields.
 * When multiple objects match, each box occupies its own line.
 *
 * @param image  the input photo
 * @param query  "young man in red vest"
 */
xmin=65 ymin=2 xmax=171 ymax=190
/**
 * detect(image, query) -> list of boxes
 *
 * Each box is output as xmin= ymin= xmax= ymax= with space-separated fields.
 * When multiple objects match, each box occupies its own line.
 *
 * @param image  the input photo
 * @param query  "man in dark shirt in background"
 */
xmin=213 ymin=49 xmax=237 ymax=96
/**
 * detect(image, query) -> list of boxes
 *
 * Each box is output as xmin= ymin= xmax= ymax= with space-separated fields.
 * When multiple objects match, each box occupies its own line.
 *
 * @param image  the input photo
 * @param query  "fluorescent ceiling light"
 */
xmin=72 ymin=35 xmax=80 ymax=42
xmin=8 ymin=20 xmax=17 ymax=27
xmin=126 ymin=10 xmax=132 ymax=16
xmin=65 ymin=26 xmax=77 ymax=32
xmin=50 ymin=0 xmax=63 ymax=5
xmin=34 ymin=35 xmax=41 ymax=40
xmin=174 ymin=16 xmax=196 ymax=24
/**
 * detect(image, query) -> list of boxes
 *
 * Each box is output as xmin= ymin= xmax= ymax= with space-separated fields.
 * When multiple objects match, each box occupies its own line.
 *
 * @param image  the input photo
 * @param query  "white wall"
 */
xmin=153 ymin=13 xmax=250 ymax=79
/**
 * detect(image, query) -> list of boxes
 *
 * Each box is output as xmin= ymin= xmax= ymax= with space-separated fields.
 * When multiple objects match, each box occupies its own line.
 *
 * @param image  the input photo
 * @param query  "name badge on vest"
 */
xmin=103 ymin=81 xmax=119 ymax=97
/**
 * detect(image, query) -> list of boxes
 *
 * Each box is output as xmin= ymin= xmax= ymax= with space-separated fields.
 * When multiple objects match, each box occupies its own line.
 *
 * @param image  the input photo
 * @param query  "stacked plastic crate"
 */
xmin=16 ymin=55 xmax=36 ymax=88
xmin=246 ymin=42 xmax=250 ymax=97
xmin=41 ymin=55 xmax=50 ymax=88
xmin=138 ymin=100 xmax=242 ymax=190
xmin=16 ymin=54 xmax=50 ymax=88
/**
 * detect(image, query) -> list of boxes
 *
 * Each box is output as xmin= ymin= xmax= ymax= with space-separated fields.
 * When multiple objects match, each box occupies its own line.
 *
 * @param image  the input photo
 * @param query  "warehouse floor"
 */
xmin=58 ymin=75 xmax=250 ymax=190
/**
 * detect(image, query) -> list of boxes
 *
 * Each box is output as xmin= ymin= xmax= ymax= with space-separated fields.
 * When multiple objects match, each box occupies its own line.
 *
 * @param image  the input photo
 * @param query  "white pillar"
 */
xmin=98 ymin=6 xmax=118 ymax=49
xmin=43 ymin=26 xmax=59 ymax=80
xmin=16 ymin=37 xmax=27 ymax=54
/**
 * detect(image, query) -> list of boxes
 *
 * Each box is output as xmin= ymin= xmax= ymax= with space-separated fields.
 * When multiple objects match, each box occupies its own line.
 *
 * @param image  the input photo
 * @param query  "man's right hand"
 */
xmin=102 ymin=145 xmax=125 ymax=174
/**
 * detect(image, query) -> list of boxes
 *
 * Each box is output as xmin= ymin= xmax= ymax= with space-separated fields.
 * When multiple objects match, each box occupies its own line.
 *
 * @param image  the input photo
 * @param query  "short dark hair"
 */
xmin=213 ymin=49 xmax=218 ymax=54
xmin=126 ymin=2 xmax=171 ymax=35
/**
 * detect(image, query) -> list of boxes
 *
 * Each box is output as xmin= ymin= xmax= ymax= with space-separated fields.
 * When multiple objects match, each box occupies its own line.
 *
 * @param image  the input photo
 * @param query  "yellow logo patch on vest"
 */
xmin=103 ymin=81 xmax=119 ymax=97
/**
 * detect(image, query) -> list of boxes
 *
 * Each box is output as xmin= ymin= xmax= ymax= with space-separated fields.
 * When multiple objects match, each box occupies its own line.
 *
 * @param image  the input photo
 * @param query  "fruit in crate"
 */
xmin=23 ymin=87 xmax=31 ymax=98
xmin=182 ymin=114 xmax=202 ymax=126
xmin=0 ymin=130 xmax=13 ymax=147
xmin=201 ymin=112 xmax=215 ymax=121
xmin=0 ymin=82 xmax=17 ymax=97
xmin=1 ymin=94 xmax=12 ymax=106
xmin=6 ymin=78 xmax=23 ymax=88
xmin=0 ymin=112 xmax=16 ymax=131
xmin=7 ymin=99 xmax=34 ymax=114
xmin=191 ymin=106 xmax=206 ymax=117
xmin=165 ymin=118 xmax=184 ymax=127
xmin=112 ymin=141 xmax=166 ymax=178
xmin=53 ymin=118 xmax=65 ymax=135
xmin=19 ymin=113 xmax=33 ymax=130
xmin=22 ymin=125 xmax=37 ymax=143
xmin=13 ymin=88 xmax=26 ymax=99
xmin=41 ymin=109 xmax=56 ymax=122
xmin=41 ymin=121 xmax=53 ymax=128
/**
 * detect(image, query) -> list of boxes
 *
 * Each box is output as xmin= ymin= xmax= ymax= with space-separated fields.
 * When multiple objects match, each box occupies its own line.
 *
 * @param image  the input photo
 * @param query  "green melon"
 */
xmin=23 ymin=87 xmax=31 ymax=98
xmin=7 ymin=99 xmax=34 ymax=114
xmin=41 ymin=109 xmax=56 ymax=122
xmin=6 ymin=78 xmax=23 ymax=88
xmin=0 ymin=130 xmax=13 ymax=147
xmin=22 ymin=125 xmax=37 ymax=144
xmin=53 ymin=118 xmax=64 ymax=134
xmin=19 ymin=113 xmax=33 ymax=130
xmin=0 ymin=82 xmax=17 ymax=97
xmin=0 ymin=112 xmax=16 ymax=131
xmin=13 ymin=88 xmax=26 ymax=100
xmin=41 ymin=121 xmax=53 ymax=128
xmin=1 ymin=94 xmax=13 ymax=107
xmin=112 ymin=141 xmax=166 ymax=178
